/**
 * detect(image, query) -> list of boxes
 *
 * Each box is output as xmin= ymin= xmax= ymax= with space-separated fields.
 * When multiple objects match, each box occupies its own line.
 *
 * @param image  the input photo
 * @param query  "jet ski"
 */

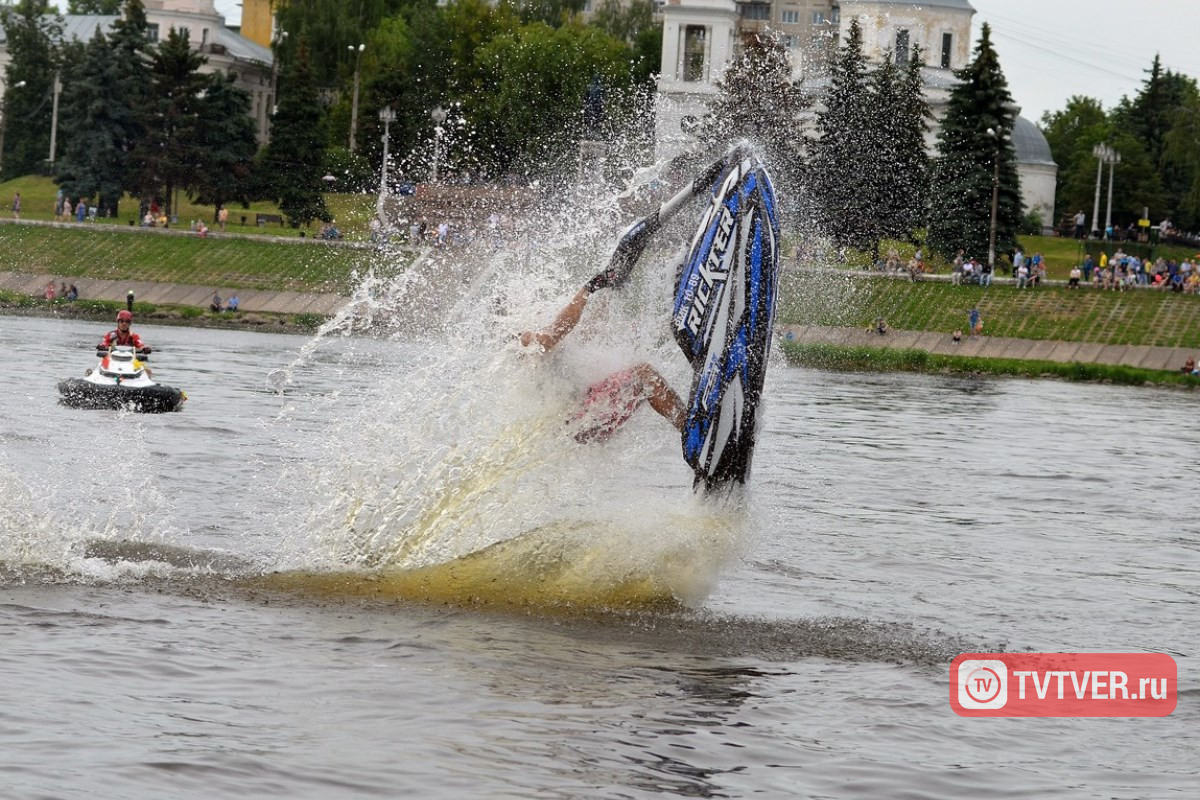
xmin=58 ymin=345 xmax=185 ymax=413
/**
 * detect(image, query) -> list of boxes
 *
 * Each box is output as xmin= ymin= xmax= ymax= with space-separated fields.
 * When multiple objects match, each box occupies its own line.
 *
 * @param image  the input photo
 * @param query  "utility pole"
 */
xmin=348 ymin=44 xmax=365 ymax=154
xmin=377 ymin=106 xmax=396 ymax=228
xmin=48 ymin=72 xmax=61 ymax=168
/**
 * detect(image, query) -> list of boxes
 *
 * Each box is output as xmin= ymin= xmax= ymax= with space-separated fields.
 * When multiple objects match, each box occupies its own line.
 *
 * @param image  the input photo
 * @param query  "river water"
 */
xmin=0 ymin=312 xmax=1195 ymax=799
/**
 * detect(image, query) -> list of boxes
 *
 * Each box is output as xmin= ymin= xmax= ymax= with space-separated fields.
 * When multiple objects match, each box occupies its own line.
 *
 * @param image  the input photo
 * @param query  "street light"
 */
xmin=986 ymin=127 xmax=1004 ymax=276
xmin=1091 ymin=143 xmax=1110 ymax=239
xmin=430 ymin=105 xmax=447 ymax=182
xmin=377 ymin=106 xmax=396 ymax=228
xmin=48 ymin=72 xmax=61 ymax=168
xmin=1104 ymin=147 xmax=1121 ymax=237
xmin=347 ymin=43 xmax=365 ymax=154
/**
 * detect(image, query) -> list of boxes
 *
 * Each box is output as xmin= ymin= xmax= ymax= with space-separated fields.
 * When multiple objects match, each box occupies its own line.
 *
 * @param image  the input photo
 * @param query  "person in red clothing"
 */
xmin=98 ymin=310 xmax=152 ymax=376
xmin=99 ymin=310 xmax=150 ymax=352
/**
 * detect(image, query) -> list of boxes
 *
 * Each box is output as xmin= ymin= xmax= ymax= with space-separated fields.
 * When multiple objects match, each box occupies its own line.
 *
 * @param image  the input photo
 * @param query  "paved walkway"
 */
xmin=4 ymin=266 xmax=1195 ymax=370
xmin=0 ymin=270 xmax=348 ymax=316
xmin=779 ymin=324 xmax=1197 ymax=372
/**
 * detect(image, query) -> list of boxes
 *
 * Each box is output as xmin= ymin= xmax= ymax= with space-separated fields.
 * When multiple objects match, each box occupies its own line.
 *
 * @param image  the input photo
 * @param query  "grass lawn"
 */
xmin=3 ymin=174 xmax=378 ymax=241
xmin=780 ymin=340 xmax=1200 ymax=387
xmin=0 ymin=223 xmax=382 ymax=294
xmin=780 ymin=273 xmax=1200 ymax=349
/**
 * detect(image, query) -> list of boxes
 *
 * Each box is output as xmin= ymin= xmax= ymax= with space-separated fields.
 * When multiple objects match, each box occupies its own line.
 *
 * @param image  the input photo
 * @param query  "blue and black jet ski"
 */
xmin=672 ymin=152 xmax=780 ymax=493
xmin=591 ymin=145 xmax=781 ymax=494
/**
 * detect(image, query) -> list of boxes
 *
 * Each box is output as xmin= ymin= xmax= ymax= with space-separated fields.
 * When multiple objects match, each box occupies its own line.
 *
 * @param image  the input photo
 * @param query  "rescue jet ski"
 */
xmin=58 ymin=345 xmax=185 ymax=413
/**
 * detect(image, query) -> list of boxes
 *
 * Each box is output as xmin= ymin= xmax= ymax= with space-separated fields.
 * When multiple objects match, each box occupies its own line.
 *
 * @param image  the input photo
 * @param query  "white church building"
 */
xmin=655 ymin=0 xmax=1057 ymax=228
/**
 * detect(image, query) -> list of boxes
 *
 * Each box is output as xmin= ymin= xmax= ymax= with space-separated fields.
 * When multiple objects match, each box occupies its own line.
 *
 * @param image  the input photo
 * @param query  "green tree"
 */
xmin=862 ymin=52 xmax=907 ymax=245
xmin=1113 ymin=55 xmax=1199 ymax=169
xmin=1112 ymin=55 xmax=1199 ymax=221
xmin=0 ymin=0 xmax=63 ymax=180
xmin=68 ymin=0 xmax=122 ymax=12
xmin=1039 ymin=95 xmax=1107 ymax=223
xmin=927 ymin=23 xmax=1021 ymax=263
xmin=190 ymin=73 xmax=259 ymax=218
xmin=126 ymin=26 xmax=209 ymax=218
xmin=704 ymin=33 xmax=803 ymax=203
xmin=519 ymin=0 xmax=586 ymax=27
xmin=274 ymin=0 xmax=405 ymax=88
xmin=56 ymin=0 xmax=153 ymax=217
xmin=56 ymin=32 xmax=129 ymax=216
xmin=893 ymin=45 xmax=932 ymax=239
xmin=590 ymin=0 xmax=652 ymax=44
xmin=1163 ymin=96 xmax=1200 ymax=231
xmin=809 ymin=18 xmax=876 ymax=250
xmin=355 ymin=0 xmax=520 ymax=179
xmin=261 ymin=40 xmax=331 ymax=226
xmin=472 ymin=21 xmax=634 ymax=177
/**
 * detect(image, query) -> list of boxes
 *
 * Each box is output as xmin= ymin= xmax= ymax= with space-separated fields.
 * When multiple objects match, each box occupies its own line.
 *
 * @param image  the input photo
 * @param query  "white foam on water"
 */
xmin=261 ymin=168 xmax=751 ymax=606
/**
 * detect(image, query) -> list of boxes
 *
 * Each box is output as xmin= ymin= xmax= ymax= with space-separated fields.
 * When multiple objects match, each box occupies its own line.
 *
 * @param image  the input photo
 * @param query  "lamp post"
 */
xmin=377 ymin=106 xmax=396 ymax=228
xmin=986 ymin=127 xmax=1002 ymax=275
xmin=430 ymin=105 xmax=447 ymax=182
xmin=47 ymin=72 xmax=61 ymax=168
xmin=1104 ymin=147 xmax=1121 ymax=236
xmin=347 ymin=43 xmax=365 ymax=154
xmin=1091 ymin=143 xmax=1110 ymax=239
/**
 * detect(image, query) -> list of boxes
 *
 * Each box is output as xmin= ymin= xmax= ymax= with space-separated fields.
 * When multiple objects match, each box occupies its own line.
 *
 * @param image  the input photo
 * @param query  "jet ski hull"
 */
xmin=58 ymin=378 xmax=185 ymax=413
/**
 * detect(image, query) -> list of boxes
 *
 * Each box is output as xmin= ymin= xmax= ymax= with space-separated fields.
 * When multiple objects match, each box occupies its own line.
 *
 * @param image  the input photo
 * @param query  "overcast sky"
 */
xmin=212 ymin=0 xmax=1199 ymax=125
xmin=971 ymin=0 xmax=1200 ymax=123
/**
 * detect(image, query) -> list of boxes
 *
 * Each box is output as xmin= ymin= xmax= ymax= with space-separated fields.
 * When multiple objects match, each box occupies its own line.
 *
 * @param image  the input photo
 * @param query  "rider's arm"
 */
xmin=520 ymin=286 xmax=591 ymax=353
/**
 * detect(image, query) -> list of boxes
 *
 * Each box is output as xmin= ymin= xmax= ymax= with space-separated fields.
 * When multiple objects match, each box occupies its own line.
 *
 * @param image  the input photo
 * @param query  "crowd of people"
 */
xmin=1075 ymin=249 xmax=1199 ymax=293
xmin=869 ymin=241 xmax=1198 ymax=295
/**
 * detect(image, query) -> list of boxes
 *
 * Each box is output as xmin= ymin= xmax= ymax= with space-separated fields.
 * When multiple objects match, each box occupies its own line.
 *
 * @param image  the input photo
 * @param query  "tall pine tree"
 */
xmin=863 ymin=51 xmax=904 ymax=246
xmin=127 ymin=27 xmax=209 ymax=218
xmin=927 ymin=23 xmax=1021 ymax=263
xmin=55 ymin=31 xmax=135 ymax=216
xmin=809 ymin=18 xmax=876 ymax=251
xmin=703 ymin=33 xmax=803 ymax=202
xmin=261 ymin=40 xmax=331 ymax=226
xmin=190 ymin=73 xmax=259 ymax=219
xmin=894 ymin=46 xmax=931 ymax=240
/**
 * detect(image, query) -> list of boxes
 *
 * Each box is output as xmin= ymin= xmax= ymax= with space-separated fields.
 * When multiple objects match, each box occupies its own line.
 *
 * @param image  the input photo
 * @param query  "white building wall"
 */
xmin=1020 ymin=163 xmax=1058 ymax=232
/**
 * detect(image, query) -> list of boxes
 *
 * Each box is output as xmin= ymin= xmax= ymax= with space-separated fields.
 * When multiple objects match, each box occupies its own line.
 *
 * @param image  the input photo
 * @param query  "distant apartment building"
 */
xmin=656 ymin=0 xmax=1056 ymax=224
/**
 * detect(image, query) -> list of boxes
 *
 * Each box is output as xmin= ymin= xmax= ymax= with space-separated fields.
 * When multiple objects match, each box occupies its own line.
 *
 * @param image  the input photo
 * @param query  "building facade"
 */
xmin=656 ymin=0 xmax=1057 ymax=226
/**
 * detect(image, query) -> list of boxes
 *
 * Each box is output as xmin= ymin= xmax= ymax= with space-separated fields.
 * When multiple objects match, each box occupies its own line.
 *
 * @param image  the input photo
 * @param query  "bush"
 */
xmin=1020 ymin=209 xmax=1044 ymax=236
xmin=292 ymin=313 xmax=325 ymax=329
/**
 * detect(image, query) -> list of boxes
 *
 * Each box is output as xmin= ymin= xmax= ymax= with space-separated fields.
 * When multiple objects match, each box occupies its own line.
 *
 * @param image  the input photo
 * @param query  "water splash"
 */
xmin=263 ymin=161 xmax=751 ymax=609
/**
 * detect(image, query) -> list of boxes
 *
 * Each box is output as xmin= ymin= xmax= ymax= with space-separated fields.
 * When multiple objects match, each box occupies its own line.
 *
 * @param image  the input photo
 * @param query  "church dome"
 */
xmin=1012 ymin=116 xmax=1056 ymax=167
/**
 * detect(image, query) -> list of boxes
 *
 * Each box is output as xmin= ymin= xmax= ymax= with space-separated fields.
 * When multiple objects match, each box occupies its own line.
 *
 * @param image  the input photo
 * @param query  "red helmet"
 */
xmin=117 ymin=310 xmax=132 ymax=322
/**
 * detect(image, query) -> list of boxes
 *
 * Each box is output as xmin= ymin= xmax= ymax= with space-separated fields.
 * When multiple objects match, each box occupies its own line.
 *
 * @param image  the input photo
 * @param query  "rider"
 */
xmin=520 ymin=271 xmax=684 ymax=442
xmin=99 ymin=310 xmax=150 ymax=353
xmin=98 ymin=310 xmax=153 ymax=377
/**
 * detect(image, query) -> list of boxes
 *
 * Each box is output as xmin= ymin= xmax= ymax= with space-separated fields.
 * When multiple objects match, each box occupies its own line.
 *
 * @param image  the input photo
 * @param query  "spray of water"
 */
xmin=261 ymin=160 xmax=752 ymax=610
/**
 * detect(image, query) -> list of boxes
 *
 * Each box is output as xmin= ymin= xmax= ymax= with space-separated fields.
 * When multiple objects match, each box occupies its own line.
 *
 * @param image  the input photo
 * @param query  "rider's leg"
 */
xmin=628 ymin=363 xmax=684 ymax=433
